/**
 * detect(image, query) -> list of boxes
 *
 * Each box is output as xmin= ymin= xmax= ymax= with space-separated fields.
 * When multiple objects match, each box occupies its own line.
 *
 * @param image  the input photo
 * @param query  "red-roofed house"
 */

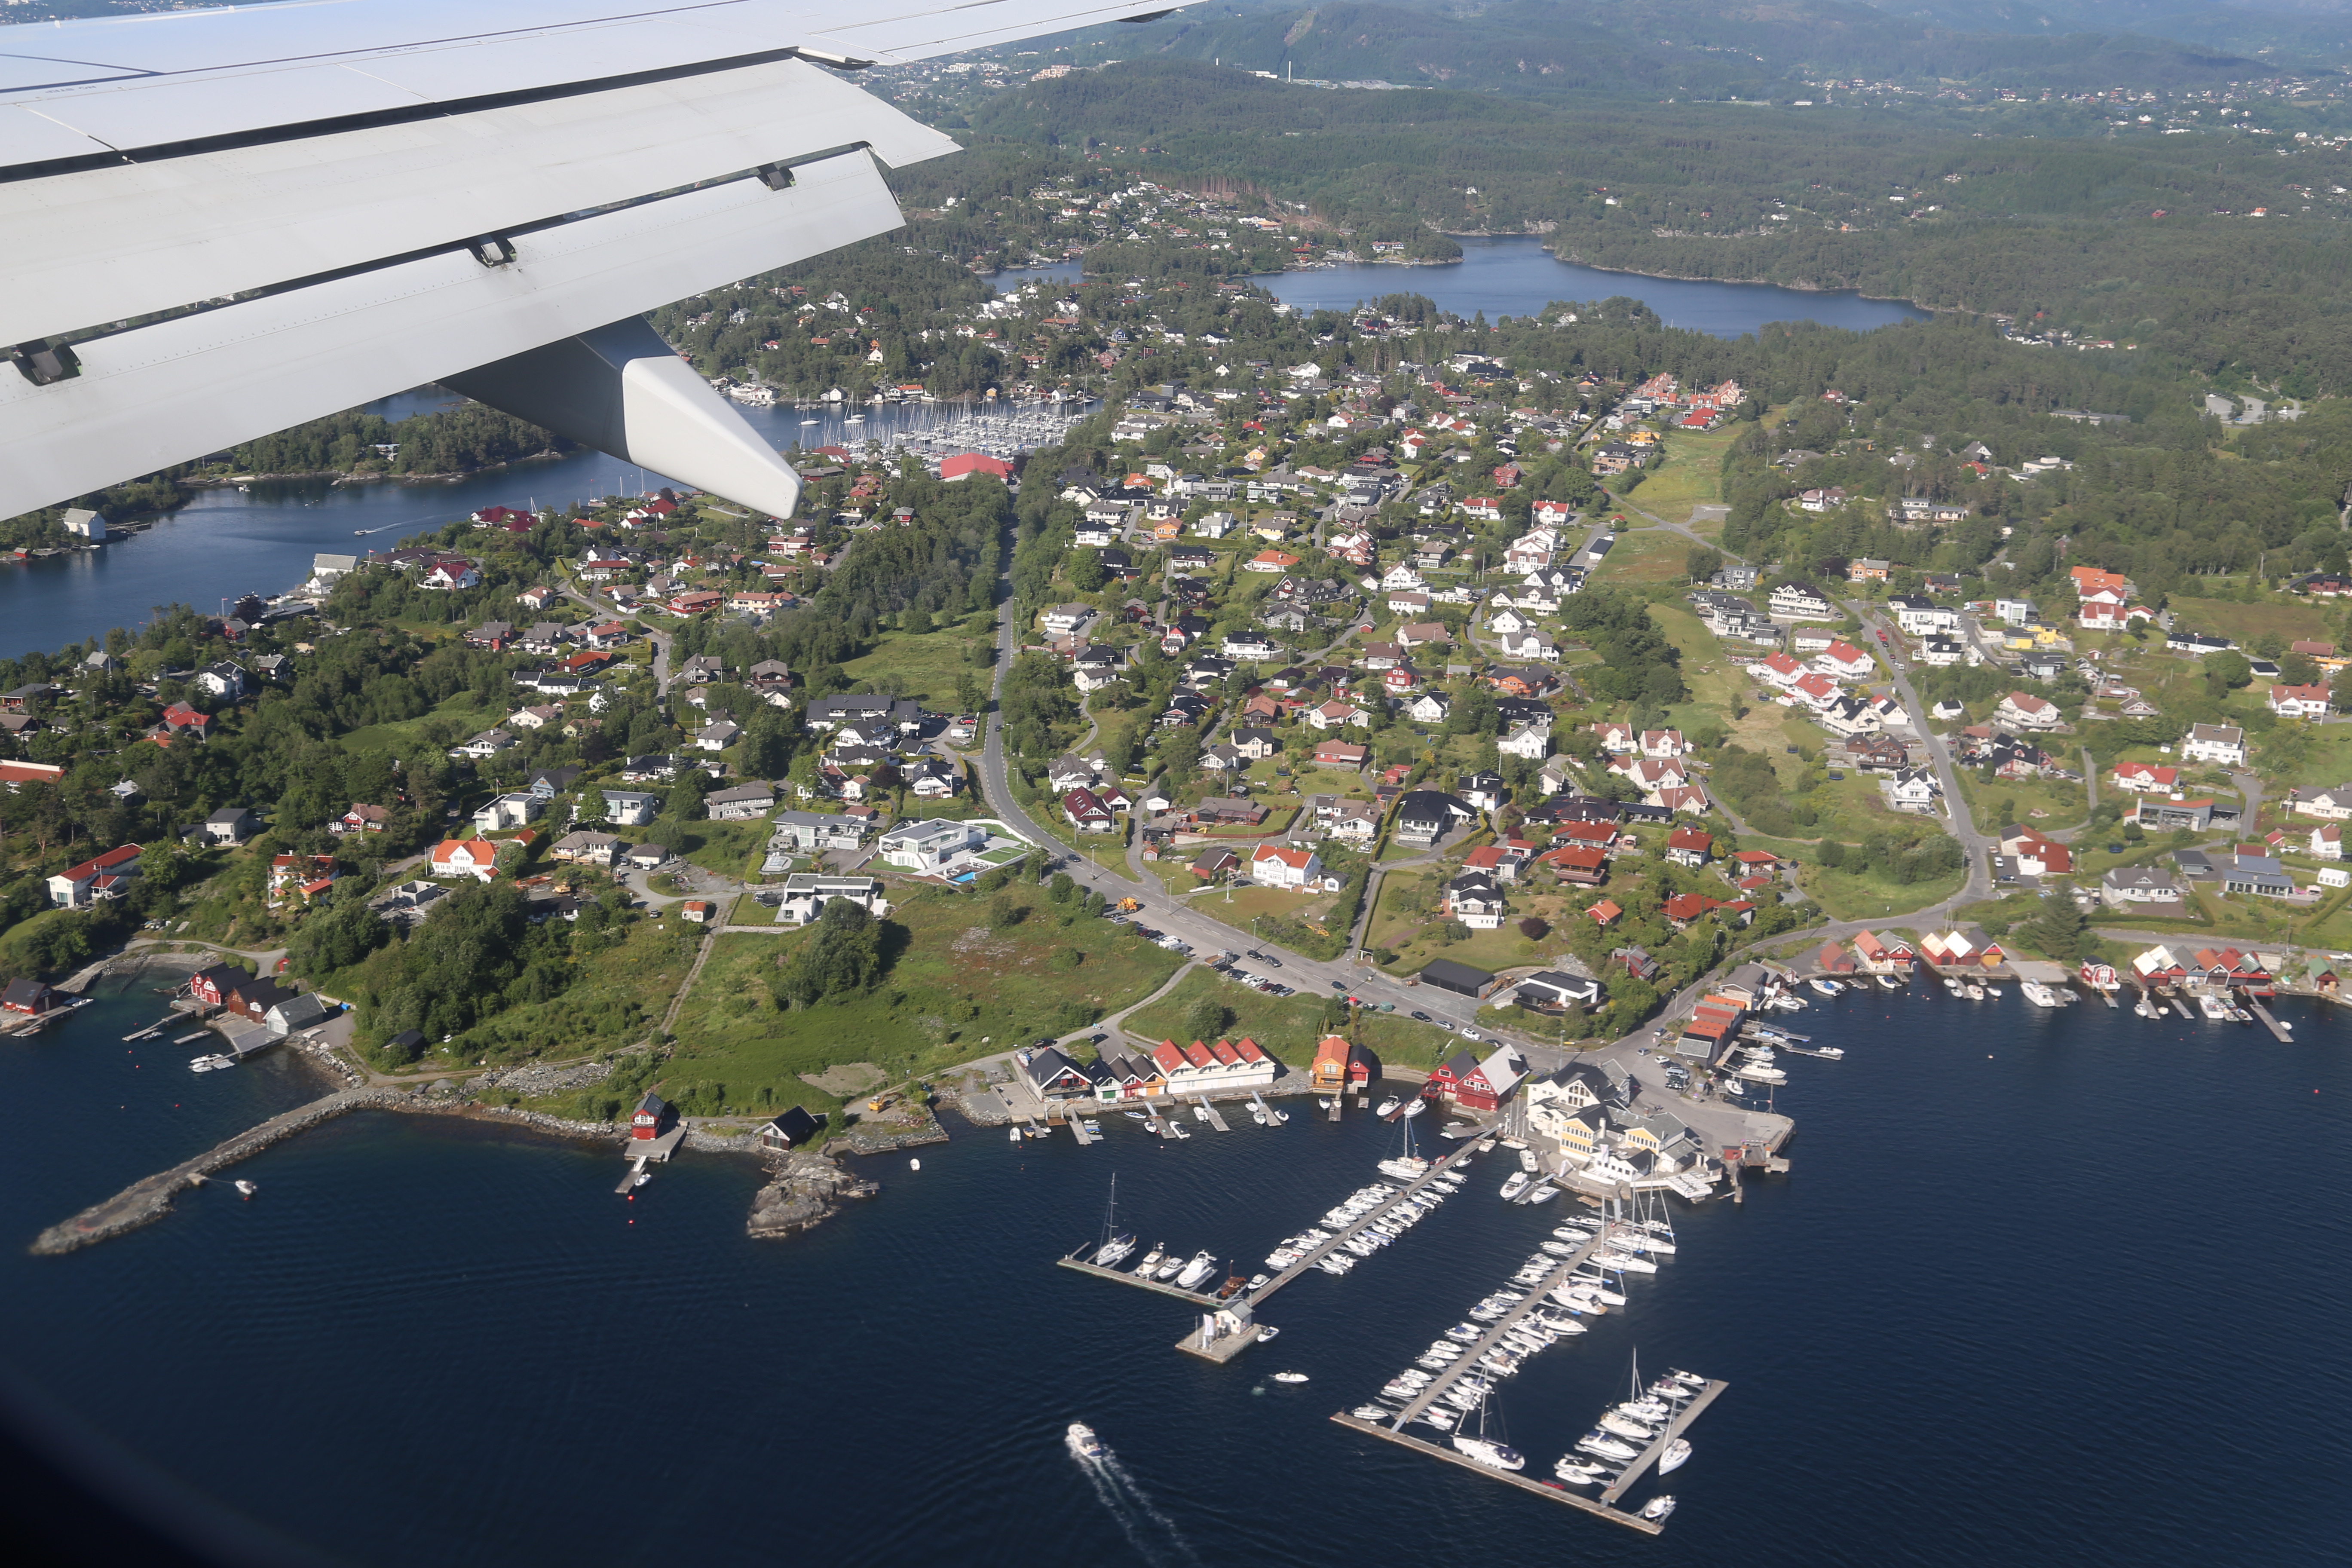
xmin=2270 ymin=683 xmax=2332 ymax=718
xmin=1664 ymin=827 xmax=1713 ymax=868
xmin=1250 ymin=844 xmax=1324 ymax=889
xmin=47 ymin=844 xmax=140 ymax=908
xmin=1586 ymin=898 xmax=1622 ymax=926
xmin=2111 ymin=761 xmax=2180 ymax=794
xmin=429 ymin=839 xmax=497 ymax=882
xmin=1759 ymin=650 xmax=1805 ymax=688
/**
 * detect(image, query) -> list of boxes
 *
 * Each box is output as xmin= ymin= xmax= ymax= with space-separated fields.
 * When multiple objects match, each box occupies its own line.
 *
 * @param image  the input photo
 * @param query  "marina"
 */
xmin=1328 ymin=1412 xmax=1666 ymax=1535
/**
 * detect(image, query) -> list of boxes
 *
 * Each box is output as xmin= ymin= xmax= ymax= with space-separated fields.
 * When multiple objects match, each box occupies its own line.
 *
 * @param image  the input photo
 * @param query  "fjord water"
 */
xmin=1 ymin=973 xmax=2344 ymax=1566
xmin=1260 ymin=235 xmax=1932 ymax=337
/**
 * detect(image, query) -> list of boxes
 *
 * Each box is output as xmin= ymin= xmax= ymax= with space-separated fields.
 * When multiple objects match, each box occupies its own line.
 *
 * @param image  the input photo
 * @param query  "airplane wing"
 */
xmin=0 ymin=0 xmax=1183 ymax=521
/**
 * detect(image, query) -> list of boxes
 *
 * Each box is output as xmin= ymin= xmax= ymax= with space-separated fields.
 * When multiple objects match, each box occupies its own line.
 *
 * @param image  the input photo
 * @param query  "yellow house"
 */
xmin=1311 ymin=1035 xmax=1351 ymax=1092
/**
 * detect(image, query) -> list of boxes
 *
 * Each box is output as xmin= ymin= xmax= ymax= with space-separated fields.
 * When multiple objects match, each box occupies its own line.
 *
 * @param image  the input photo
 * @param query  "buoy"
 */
xmin=909 ymin=1157 xmax=921 ymax=1170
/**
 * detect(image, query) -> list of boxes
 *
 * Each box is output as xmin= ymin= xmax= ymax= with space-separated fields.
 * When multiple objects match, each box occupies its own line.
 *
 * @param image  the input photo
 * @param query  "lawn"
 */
xmin=1956 ymin=771 xmax=2091 ymax=834
xmin=1117 ymin=966 xmax=1463 ymax=1072
xmin=2161 ymin=594 xmax=2332 ymax=650
xmin=658 ymin=817 xmax=773 ymax=879
xmin=1365 ymin=871 xmax=1550 ymax=975
xmin=1802 ymin=858 xmax=1969 ymax=922
xmin=2251 ymin=718 xmax=2352 ymax=792
xmin=1620 ymin=423 xmax=1740 ymax=519
xmin=662 ymin=886 xmax=1186 ymax=1113
xmin=840 ymin=618 xmax=994 ymax=710
xmin=1586 ymin=526 xmax=1687 ymax=587
xmin=336 ymin=690 xmax=509 ymax=754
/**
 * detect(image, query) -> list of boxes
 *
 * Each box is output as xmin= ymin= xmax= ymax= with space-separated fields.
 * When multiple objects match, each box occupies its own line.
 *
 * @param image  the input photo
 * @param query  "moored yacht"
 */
xmin=1875 ymin=974 xmax=1900 ymax=991
xmin=1375 ymin=1096 xmax=1401 ymax=1117
xmin=1639 ymin=1494 xmax=1677 ymax=1523
xmin=1450 ymin=1433 xmax=1525 ymax=1471
xmin=1807 ymin=977 xmax=1841 ymax=997
xmin=1499 ymin=1170 xmax=1532 ymax=1201
xmin=1659 ymin=1437 xmax=1693 ymax=1473
xmin=2020 ymin=980 xmax=2061 ymax=1008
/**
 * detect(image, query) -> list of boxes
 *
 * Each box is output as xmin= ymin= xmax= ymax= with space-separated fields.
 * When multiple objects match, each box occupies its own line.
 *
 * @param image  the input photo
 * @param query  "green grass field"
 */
xmin=839 ymin=621 xmax=992 ymax=710
xmin=2160 ymin=594 xmax=2332 ymax=650
xmin=663 ymin=886 xmax=1186 ymax=1112
xmin=1620 ymin=423 xmax=1739 ymax=517
xmin=335 ymin=691 xmax=509 ymax=754
xmin=1586 ymin=526 xmax=1687 ymax=587
xmin=1116 ymin=966 xmax=1462 ymax=1072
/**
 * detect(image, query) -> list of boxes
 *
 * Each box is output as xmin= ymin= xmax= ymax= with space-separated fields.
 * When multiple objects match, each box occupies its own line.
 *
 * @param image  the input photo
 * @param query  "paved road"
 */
xmin=1847 ymin=598 xmax=1993 ymax=924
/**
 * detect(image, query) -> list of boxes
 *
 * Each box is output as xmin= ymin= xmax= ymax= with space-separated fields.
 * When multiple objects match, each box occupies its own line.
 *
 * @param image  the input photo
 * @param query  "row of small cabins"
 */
xmin=1014 ymin=1031 xmax=1531 ymax=1114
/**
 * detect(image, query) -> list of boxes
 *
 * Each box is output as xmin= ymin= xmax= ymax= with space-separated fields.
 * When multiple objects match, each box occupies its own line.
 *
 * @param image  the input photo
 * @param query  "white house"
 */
xmin=429 ymin=838 xmax=499 ymax=881
xmin=1887 ymin=595 xmax=1958 ymax=635
xmin=1498 ymin=723 xmax=1550 ymax=760
xmin=2269 ymin=682 xmax=2331 ymax=719
xmin=2182 ymin=723 xmax=2246 ymax=766
xmin=600 ymin=789 xmax=662 ymax=826
xmin=1887 ymin=767 xmax=1942 ymax=812
xmin=1813 ymin=640 xmax=1874 ymax=680
xmin=775 ymin=873 xmax=889 ymax=927
xmin=1994 ymin=691 xmax=2063 ymax=731
xmin=1250 ymin=843 xmax=1324 ymax=889
xmin=878 ymin=817 xmax=990 ymax=873
xmin=472 ymin=792 xmax=544 ymax=831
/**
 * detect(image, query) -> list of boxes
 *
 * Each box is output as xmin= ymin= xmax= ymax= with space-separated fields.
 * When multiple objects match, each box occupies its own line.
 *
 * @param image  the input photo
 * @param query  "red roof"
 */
xmin=60 ymin=844 xmax=141 ymax=881
xmin=940 ymin=452 xmax=1013 ymax=480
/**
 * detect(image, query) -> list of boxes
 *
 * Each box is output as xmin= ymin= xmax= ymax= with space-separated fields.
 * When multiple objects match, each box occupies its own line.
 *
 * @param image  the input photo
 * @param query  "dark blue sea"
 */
xmin=1 ymin=970 xmax=2345 ymax=1566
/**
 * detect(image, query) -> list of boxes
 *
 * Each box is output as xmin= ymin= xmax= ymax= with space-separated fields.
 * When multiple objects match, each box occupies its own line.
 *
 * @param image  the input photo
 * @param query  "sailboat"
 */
xmin=1089 ymin=1176 xmax=1136 ymax=1267
xmin=1376 ymin=1105 xmax=1430 ymax=1181
xmin=1449 ymin=1386 xmax=1525 ymax=1471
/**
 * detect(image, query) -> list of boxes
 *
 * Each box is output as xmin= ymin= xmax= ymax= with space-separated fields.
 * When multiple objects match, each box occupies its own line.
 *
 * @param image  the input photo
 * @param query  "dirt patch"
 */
xmin=799 ymin=1062 xmax=888 ymax=1095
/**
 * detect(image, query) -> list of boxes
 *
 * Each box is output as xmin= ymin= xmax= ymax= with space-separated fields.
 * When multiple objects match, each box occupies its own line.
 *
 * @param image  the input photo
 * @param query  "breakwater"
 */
xmin=30 ymin=1090 xmax=628 ymax=1255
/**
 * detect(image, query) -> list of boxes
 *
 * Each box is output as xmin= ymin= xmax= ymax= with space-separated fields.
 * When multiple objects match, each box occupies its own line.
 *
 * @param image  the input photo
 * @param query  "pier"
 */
xmin=1327 ymin=1415 xmax=1663 ymax=1536
xmin=1191 ymin=1098 xmax=1230 ymax=1133
xmin=1599 ymin=1378 xmax=1728 ymax=1504
xmin=2248 ymin=998 xmax=2294 ymax=1041
xmin=1067 ymin=1114 xmax=1096 ymax=1145
xmin=1056 ymin=1131 xmax=1496 ymax=1355
xmin=1379 ymin=1232 xmax=1603 ymax=1430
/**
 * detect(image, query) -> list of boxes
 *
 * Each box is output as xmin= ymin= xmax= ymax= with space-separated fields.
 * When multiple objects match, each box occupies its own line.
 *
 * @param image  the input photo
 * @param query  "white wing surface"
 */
xmin=0 ymin=0 xmax=1183 ymax=519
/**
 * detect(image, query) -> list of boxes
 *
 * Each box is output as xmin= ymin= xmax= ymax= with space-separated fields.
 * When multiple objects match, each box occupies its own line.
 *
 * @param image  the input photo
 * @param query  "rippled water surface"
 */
xmin=1 ymin=971 xmax=2345 ymax=1565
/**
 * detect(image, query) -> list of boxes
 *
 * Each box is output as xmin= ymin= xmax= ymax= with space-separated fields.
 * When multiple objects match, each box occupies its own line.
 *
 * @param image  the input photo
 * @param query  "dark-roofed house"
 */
xmin=758 ymin=1105 xmax=826 ymax=1151
xmin=631 ymin=1092 xmax=673 ymax=1142
xmin=1416 ymin=957 xmax=1494 ymax=998
xmin=1513 ymin=971 xmax=1603 ymax=1011
xmin=1 ymin=978 xmax=56 ymax=1015
xmin=1016 ymin=1045 xmax=1095 ymax=1102
xmin=224 ymin=976 xmax=298 ymax=1023
xmin=1395 ymin=790 xmax=1475 ymax=848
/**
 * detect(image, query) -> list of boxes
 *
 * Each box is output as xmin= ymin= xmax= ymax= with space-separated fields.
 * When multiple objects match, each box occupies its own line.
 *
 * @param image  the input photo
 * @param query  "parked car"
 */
xmin=1410 ymin=1011 xmax=1430 ymax=1022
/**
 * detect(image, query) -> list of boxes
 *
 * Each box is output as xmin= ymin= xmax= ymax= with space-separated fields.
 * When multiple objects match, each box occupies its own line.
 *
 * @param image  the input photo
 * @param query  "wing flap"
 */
xmin=0 ymin=147 xmax=903 ymax=520
xmin=1 ymin=59 xmax=950 ymax=348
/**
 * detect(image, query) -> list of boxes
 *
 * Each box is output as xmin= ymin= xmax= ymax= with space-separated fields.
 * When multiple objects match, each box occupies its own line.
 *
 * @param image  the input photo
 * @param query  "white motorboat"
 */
xmin=1353 ymin=1405 xmax=1392 ymax=1421
xmin=1450 ymin=1434 xmax=1525 ymax=1471
xmin=2197 ymin=992 xmax=2233 ymax=1020
xmin=1599 ymin=1411 xmax=1659 ymax=1441
xmin=1400 ymin=1098 xmax=1425 ymax=1119
xmin=234 ymin=1179 xmax=258 ymax=1199
xmin=1875 ymin=974 xmax=1900 ymax=991
xmin=1568 ymin=1276 xmax=1628 ymax=1306
xmin=1271 ymin=1371 xmax=1309 ymax=1384
xmin=1666 ymin=1368 xmax=1708 ymax=1389
xmin=1807 ymin=977 xmax=1841 ymax=997
xmin=1375 ymin=1096 xmax=1401 ymax=1117
xmin=1192 ymin=1104 xmax=1210 ymax=1122
xmin=1008 ymin=1125 xmax=1022 ymax=1142
xmin=1516 ymin=1147 xmax=1538 ymax=1173
xmin=1735 ymin=1062 xmax=1787 ymax=1084
xmin=1618 ymin=1397 xmax=1674 ymax=1424
xmin=1317 ymin=1098 xmax=1332 ymax=1110
xmin=1553 ymin=1458 xmax=1613 ymax=1485
xmin=1965 ymin=982 xmax=1986 ymax=1000
xmin=1256 ymin=1325 xmax=1280 ymax=1343
xmin=1134 ymin=1246 xmax=1164 ymax=1275
xmin=1154 ymin=1253 xmax=1185 ymax=1281
xmin=1446 ymin=1323 xmax=1483 ymax=1342
xmin=1944 ymin=977 xmax=1965 ymax=995
xmin=1499 ymin=1171 xmax=1531 ymax=1201
xmin=1066 ymin=1422 xmax=1107 ymax=1460
xmin=2020 ymin=980 xmax=2061 ymax=1008
xmin=1524 ymin=1182 xmax=1558 ymax=1204
xmin=1416 ymin=1409 xmax=1457 ymax=1431
xmin=1576 ymin=1430 xmax=1640 ymax=1462
xmin=1984 ymin=983 xmax=2003 ymax=998
xmin=1552 ymin=1225 xmax=1594 ymax=1243
xmin=1639 ymin=1495 xmax=1677 ymax=1523
xmin=1540 ymin=1240 xmax=1577 ymax=1257
xmin=1174 ymin=1250 xmax=1218 ymax=1289
xmin=1123 ymin=1110 xmax=1148 ymax=1120
xmin=1659 ymin=1437 xmax=1693 ymax=1474
xmin=1317 ymin=1256 xmax=1354 ymax=1275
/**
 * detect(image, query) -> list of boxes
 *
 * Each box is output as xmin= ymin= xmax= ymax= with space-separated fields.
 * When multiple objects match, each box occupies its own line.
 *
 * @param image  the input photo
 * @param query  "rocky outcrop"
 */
xmin=745 ymin=1149 xmax=877 ymax=1240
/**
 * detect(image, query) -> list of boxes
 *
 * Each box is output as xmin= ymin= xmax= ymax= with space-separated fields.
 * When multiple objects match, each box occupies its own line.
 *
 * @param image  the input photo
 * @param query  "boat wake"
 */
xmin=1072 ymin=1442 xmax=1201 ymax=1566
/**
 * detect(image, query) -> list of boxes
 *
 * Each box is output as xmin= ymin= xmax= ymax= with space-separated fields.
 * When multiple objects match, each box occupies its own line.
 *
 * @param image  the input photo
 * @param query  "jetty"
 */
xmin=1190 ymin=1098 xmax=1229 ymax=1133
xmin=1599 ymin=1378 xmax=1728 ymax=1504
xmin=2248 ymin=998 xmax=2294 ymax=1041
xmin=1328 ymin=1415 xmax=1663 ymax=1535
xmin=1377 ymin=1231 xmax=1604 ymax=1430
xmin=1056 ymin=1130 xmax=1494 ymax=1360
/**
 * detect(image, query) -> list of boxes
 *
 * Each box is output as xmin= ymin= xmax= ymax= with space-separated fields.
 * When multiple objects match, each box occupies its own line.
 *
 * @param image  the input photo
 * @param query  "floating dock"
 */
xmin=2248 ymin=999 xmax=2294 ymax=1041
xmin=1191 ymin=1098 xmax=1229 ymax=1133
xmin=1599 ymin=1378 xmax=1728 ymax=1504
xmin=1328 ymin=1415 xmax=1663 ymax=1535
xmin=1067 ymin=1114 xmax=1095 ymax=1145
xmin=1057 ymin=1128 xmax=1497 ymax=1360
xmin=1378 ymin=1234 xmax=1603 ymax=1430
